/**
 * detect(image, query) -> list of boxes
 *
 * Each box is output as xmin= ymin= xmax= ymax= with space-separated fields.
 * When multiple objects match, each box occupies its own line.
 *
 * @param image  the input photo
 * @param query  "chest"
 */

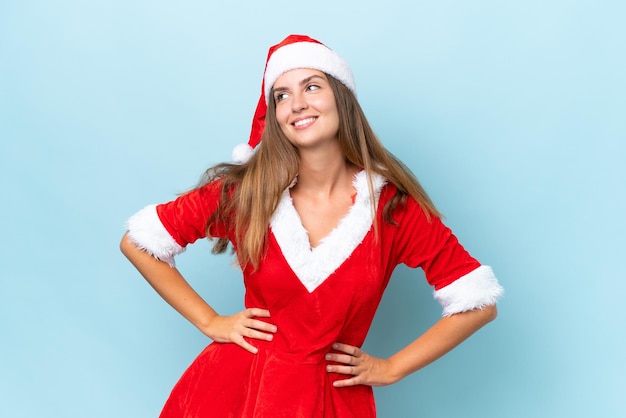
xmin=291 ymin=193 xmax=354 ymax=249
xmin=244 ymin=231 xmax=390 ymax=333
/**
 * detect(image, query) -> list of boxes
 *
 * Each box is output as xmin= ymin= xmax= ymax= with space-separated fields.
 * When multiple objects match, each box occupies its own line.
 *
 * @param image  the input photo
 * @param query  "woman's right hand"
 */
xmin=204 ymin=308 xmax=277 ymax=354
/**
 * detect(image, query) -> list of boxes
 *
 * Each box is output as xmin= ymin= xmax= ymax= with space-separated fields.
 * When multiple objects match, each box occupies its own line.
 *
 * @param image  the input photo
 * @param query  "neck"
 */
xmin=295 ymin=146 xmax=357 ymax=196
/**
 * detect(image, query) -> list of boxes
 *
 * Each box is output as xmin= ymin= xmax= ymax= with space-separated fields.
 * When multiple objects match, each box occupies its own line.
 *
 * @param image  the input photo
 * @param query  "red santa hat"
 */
xmin=231 ymin=34 xmax=357 ymax=163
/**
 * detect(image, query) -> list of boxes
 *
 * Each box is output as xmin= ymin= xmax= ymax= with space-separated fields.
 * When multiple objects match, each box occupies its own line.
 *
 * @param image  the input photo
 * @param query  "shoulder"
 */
xmin=378 ymin=181 xmax=435 ymax=225
xmin=186 ymin=178 xmax=226 ymax=198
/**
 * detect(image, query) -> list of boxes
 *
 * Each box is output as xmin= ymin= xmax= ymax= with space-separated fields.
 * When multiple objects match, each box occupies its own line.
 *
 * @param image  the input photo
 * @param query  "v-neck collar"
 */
xmin=270 ymin=171 xmax=386 ymax=293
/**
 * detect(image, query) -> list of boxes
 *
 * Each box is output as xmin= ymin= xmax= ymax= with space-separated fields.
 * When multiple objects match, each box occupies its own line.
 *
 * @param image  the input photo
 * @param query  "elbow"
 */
xmin=119 ymin=233 xmax=135 ymax=258
xmin=481 ymin=304 xmax=498 ymax=323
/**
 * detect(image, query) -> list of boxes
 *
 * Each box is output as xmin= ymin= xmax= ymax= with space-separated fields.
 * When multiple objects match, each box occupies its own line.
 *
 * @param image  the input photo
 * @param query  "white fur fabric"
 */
xmin=126 ymin=204 xmax=185 ymax=267
xmin=232 ymin=143 xmax=255 ymax=164
xmin=264 ymin=41 xmax=356 ymax=103
xmin=270 ymin=171 xmax=385 ymax=293
xmin=434 ymin=265 xmax=504 ymax=317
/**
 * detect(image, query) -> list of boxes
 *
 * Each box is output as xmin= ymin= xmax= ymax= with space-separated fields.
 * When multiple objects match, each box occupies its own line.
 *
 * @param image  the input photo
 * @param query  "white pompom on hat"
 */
xmin=231 ymin=34 xmax=356 ymax=163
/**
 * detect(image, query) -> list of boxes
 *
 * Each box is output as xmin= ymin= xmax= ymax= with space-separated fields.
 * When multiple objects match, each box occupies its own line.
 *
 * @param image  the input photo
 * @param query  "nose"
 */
xmin=291 ymin=92 xmax=308 ymax=112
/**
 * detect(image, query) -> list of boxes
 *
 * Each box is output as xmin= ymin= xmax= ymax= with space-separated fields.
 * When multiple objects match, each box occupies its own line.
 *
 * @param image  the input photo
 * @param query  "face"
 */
xmin=272 ymin=69 xmax=340 ymax=151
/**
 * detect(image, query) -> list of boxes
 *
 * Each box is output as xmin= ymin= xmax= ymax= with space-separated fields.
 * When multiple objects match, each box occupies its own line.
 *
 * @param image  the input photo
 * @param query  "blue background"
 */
xmin=1 ymin=1 xmax=624 ymax=417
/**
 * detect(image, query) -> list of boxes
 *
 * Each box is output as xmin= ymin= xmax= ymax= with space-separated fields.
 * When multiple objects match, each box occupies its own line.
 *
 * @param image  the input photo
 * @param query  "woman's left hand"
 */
xmin=325 ymin=342 xmax=398 ymax=387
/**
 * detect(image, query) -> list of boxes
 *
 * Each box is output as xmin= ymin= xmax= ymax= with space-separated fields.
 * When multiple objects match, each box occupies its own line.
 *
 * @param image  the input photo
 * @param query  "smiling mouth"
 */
xmin=293 ymin=117 xmax=317 ymax=128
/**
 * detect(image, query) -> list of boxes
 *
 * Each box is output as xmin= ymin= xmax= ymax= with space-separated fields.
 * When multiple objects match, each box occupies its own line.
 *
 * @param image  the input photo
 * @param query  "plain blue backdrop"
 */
xmin=1 ymin=1 xmax=624 ymax=417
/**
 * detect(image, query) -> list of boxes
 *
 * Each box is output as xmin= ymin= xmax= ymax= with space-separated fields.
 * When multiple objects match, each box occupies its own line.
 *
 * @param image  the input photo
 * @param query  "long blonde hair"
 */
xmin=200 ymin=74 xmax=440 ymax=269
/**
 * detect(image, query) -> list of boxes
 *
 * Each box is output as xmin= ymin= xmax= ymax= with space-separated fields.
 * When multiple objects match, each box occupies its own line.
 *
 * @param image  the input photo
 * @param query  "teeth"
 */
xmin=294 ymin=117 xmax=315 ymax=127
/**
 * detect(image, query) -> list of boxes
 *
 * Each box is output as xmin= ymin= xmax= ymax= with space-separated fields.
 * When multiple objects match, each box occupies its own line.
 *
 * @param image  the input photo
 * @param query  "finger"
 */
xmin=325 ymin=353 xmax=356 ymax=365
xmin=333 ymin=376 xmax=359 ymax=388
xmin=247 ymin=319 xmax=278 ymax=333
xmin=246 ymin=308 xmax=271 ymax=318
xmin=326 ymin=364 xmax=359 ymax=376
xmin=235 ymin=320 xmax=276 ymax=340
xmin=332 ymin=342 xmax=361 ymax=356
xmin=233 ymin=335 xmax=260 ymax=354
xmin=243 ymin=328 xmax=275 ymax=341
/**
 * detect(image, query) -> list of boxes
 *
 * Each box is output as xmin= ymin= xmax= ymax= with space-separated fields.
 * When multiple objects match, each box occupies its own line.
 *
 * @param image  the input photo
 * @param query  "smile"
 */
xmin=292 ymin=117 xmax=317 ymax=128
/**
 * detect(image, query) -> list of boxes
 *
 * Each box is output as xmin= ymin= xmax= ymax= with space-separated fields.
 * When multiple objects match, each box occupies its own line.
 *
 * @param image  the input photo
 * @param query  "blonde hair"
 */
xmin=201 ymin=74 xmax=440 ymax=270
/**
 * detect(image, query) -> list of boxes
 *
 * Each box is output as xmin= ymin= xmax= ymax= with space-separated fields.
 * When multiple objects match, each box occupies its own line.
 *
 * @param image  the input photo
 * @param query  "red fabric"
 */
xmin=389 ymin=192 xmax=481 ymax=290
xmin=154 ymin=182 xmax=480 ymax=417
xmin=156 ymin=180 xmax=229 ymax=246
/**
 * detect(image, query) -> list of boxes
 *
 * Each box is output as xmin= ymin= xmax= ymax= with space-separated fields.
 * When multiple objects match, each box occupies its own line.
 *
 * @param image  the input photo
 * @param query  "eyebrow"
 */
xmin=273 ymin=74 xmax=326 ymax=93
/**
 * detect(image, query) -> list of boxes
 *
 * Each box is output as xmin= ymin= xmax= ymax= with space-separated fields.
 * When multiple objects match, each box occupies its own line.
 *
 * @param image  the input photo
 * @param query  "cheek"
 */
xmin=275 ymin=105 xmax=290 ymax=128
xmin=274 ymin=108 xmax=293 ymax=139
xmin=320 ymin=95 xmax=339 ymax=119
xmin=325 ymin=103 xmax=340 ymax=128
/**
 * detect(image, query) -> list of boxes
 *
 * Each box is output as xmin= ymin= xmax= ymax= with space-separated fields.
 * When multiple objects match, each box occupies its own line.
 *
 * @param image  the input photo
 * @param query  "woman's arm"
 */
xmin=120 ymin=233 xmax=276 ymax=354
xmin=326 ymin=305 xmax=497 ymax=387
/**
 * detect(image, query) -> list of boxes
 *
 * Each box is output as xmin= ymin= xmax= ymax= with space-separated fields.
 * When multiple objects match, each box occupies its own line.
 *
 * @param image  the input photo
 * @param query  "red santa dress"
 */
xmin=126 ymin=171 xmax=503 ymax=417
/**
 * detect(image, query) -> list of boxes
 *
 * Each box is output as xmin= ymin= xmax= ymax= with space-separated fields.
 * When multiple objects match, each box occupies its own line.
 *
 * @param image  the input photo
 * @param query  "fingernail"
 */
xmin=266 ymin=334 xmax=273 ymax=341
xmin=326 ymin=365 xmax=332 ymax=372
xmin=325 ymin=354 xmax=331 ymax=360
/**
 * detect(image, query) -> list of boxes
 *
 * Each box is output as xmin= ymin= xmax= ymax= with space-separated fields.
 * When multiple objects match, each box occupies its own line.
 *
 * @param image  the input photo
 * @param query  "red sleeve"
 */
xmin=392 ymin=196 xmax=481 ymax=291
xmin=156 ymin=180 xmax=229 ymax=247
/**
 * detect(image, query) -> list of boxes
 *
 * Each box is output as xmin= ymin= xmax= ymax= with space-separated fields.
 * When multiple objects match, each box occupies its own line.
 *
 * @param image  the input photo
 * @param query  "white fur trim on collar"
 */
xmin=270 ymin=171 xmax=386 ymax=293
xmin=434 ymin=265 xmax=503 ymax=317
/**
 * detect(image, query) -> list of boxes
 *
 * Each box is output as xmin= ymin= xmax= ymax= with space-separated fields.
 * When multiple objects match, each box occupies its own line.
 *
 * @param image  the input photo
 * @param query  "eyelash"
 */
xmin=274 ymin=84 xmax=321 ymax=102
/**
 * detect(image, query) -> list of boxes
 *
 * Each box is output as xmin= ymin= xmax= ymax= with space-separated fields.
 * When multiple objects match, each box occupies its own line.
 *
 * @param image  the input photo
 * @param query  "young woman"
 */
xmin=120 ymin=34 xmax=503 ymax=417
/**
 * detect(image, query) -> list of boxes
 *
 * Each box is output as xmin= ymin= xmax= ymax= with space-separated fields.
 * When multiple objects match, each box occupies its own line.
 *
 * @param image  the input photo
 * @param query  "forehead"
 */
xmin=273 ymin=68 xmax=327 ymax=88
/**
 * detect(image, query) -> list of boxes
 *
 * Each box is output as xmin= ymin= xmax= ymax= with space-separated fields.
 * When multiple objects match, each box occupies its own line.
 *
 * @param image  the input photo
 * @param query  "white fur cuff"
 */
xmin=126 ymin=204 xmax=185 ymax=267
xmin=434 ymin=265 xmax=503 ymax=317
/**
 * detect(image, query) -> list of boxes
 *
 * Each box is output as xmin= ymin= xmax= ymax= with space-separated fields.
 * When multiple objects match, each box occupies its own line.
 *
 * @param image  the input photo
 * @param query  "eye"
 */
xmin=306 ymin=84 xmax=320 ymax=92
xmin=274 ymin=92 xmax=289 ymax=102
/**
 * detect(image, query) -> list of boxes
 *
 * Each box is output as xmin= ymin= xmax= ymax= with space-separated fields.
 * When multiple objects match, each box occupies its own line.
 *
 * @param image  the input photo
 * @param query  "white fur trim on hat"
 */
xmin=264 ymin=41 xmax=356 ymax=103
xmin=434 ymin=265 xmax=503 ymax=317
xmin=126 ymin=204 xmax=185 ymax=267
